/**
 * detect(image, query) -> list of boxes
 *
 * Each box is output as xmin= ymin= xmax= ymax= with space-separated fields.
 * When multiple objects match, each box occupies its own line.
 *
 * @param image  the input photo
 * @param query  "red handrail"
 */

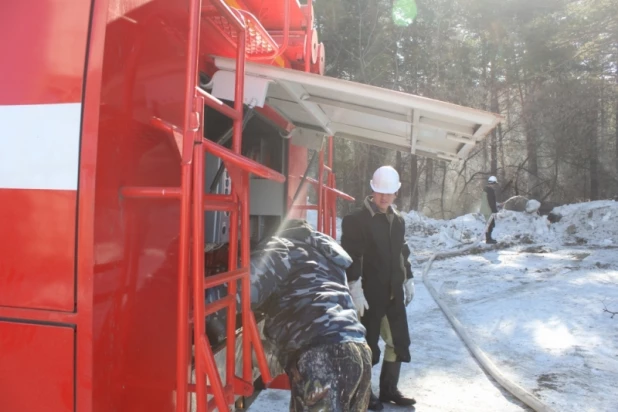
xmin=202 ymin=138 xmax=286 ymax=183
xmin=174 ymin=1 xmax=204 ymax=409
xmin=203 ymin=267 xmax=248 ymax=289
xmin=177 ymin=164 xmax=193 ymax=412
xmin=317 ymin=148 xmax=324 ymax=231
xmin=120 ymin=187 xmax=182 ymax=199
xmin=329 ymin=136 xmax=336 ymax=237
xmin=196 ymin=87 xmax=242 ymax=120
xmin=289 ymin=136 xmax=354 ymax=238
xmin=203 ymin=295 xmax=235 ymax=317
xmin=303 ymin=178 xmax=355 ymax=202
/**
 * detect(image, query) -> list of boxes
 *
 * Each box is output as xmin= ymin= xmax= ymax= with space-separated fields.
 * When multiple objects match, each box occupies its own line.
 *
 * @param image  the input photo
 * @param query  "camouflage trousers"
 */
xmin=285 ymin=341 xmax=372 ymax=412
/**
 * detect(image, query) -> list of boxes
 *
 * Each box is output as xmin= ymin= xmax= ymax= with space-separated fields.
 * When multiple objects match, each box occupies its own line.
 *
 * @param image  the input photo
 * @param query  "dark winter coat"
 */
xmin=480 ymin=184 xmax=498 ymax=220
xmin=340 ymin=196 xmax=413 ymax=364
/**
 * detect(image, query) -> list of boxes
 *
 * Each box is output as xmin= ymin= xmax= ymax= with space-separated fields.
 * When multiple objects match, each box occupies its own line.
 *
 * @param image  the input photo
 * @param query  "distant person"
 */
xmin=480 ymin=175 xmax=499 ymax=244
xmin=341 ymin=165 xmax=416 ymax=411
xmin=206 ymin=219 xmax=372 ymax=411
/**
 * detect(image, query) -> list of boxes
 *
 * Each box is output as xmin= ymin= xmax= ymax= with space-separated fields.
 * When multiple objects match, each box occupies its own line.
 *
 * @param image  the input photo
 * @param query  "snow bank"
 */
xmin=404 ymin=211 xmax=485 ymax=259
xmin=404 ymin=200 xmax=618 ymax=255
xmin=549 ymin=200 xmax=618 ymax=246
xmin=404 ymin=209 xmax=551 ymax=254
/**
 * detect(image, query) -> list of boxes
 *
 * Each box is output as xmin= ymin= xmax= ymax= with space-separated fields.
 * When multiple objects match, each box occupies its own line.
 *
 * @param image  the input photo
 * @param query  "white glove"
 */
xmin=404 ymin=278 xmax=415 ymax=306
xmin=349 ymin=280 xmax=369 ymax=317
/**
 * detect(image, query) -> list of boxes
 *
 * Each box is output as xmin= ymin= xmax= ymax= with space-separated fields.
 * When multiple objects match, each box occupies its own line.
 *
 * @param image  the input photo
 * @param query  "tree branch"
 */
xmin=603 ymin=301 xmax=617 ymax=319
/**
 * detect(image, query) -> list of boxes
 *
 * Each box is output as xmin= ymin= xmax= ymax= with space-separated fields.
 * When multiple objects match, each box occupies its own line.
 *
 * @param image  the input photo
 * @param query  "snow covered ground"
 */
xmin=249 ymin=278 xmax=530 ymax=412
xmin=249 ymin=200 xmax=618 ymax=411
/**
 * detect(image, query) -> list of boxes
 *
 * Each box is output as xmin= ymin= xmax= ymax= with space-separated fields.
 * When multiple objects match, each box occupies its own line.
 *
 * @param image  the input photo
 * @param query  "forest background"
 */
xmin=310 ymin=0 xmax=618 ymax=218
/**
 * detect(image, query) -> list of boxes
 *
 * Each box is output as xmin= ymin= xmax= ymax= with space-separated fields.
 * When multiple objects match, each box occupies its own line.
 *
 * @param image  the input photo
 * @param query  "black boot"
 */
xmin=379 ymin=361 xmax=416 ymax=406
xmin=368 ymin=389 xmax=384 ymax=411
xmin=485 ymin=233 xmax=497 ymax=244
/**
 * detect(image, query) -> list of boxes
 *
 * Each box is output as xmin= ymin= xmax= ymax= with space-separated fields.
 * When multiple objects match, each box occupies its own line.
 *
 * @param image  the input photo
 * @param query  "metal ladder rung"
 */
xmin=203 ymin=267 xmax=249 ymax=290
xmin=203 ymin=295 xmax=235 ymax=317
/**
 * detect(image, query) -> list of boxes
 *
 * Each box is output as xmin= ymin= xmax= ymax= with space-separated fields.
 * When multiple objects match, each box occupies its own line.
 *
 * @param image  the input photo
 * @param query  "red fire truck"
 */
xmin=0 ymin=1 xmax=502 ymax=411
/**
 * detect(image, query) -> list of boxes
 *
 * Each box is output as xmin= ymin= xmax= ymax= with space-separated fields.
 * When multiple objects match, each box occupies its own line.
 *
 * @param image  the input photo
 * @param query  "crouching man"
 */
xmin=247 ymin=219 xmax=372 ymax=411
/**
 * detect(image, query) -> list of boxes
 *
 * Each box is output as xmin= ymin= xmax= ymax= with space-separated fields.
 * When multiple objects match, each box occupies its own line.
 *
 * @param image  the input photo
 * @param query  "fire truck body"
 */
xmin=0 ymin=1 xmax=502 ymax=411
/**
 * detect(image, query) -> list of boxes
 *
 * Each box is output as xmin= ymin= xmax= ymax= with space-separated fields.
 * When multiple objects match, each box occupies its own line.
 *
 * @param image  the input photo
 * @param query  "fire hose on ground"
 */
xmin=420 ymin=242 xmax=555 ymax=412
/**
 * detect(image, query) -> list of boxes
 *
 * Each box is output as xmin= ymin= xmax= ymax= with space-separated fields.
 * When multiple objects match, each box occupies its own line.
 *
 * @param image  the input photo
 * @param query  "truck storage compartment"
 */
xmin=0 ymin=189 xmax=76 ymax=312
xmin=0 ymin=321 xmax=74 ymax=412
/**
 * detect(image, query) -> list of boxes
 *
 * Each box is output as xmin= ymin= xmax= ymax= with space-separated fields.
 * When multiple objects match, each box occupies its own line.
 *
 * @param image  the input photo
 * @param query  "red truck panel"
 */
xmin=0 ymin=0 xmax=92 ymax=312
xmin=0 ymin=190 xmax=77 ymax=312
xmin=0 ymin=0 xmax=91 ymax=106
xmin=0 ymin=321 xmax=74 ymax=412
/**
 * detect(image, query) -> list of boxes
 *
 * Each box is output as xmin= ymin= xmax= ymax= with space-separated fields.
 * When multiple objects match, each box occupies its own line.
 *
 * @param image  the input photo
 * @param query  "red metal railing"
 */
xmin=289 ymin=136 xmax=354 ymax=239
xmin=202 ymin=1 xmax=289 ymax=63
xmin=193 ymin=0 xmax=282 ymax=409
xmin=121 ymin=0 xmax=285 ymax=410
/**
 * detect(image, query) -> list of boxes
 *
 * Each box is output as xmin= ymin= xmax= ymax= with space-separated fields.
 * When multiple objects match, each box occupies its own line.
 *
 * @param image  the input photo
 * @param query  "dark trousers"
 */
xmin=362 ymin=297 xmax=411 ymax=365
xmin=485 ymin=214 xmax=496 ymax=240
xmin=286 ymin=341 xmax=372 ymax=412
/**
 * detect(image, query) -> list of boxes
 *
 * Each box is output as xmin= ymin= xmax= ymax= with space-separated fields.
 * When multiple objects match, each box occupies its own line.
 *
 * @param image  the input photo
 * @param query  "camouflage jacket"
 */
xmin=250 ymin=221 xmax=367 ymax=367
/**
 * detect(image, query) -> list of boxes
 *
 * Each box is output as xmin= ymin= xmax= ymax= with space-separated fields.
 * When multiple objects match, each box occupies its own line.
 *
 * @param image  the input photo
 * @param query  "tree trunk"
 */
xmin=489 ymin=44 xmax=498 ymax=176
xmin=410 ymin=154 xmax=419 ymax=210
xmin=368 ymin=146 xmax=386 ymax=182
xmin=589 ymin=94 xmax=599 ymax=200
xmin=523 ymin=106 xmax=540 ymax=199
xmin=615 ymin=54 xmax=618 ymax=195
xmin=395 ymin=150 xmax=403 ymax=209
xmin=440 ymin=161 xmax=448 ymax=219
xmin=425 ymin=158 xmax=434 ymax=193
xmin=614 ymin=92 xmax=618 ymax=195
xmin=481 ymin=38 xmax=489 ymax=170
xmin=359 ymin=144 xmax=369 ymax=202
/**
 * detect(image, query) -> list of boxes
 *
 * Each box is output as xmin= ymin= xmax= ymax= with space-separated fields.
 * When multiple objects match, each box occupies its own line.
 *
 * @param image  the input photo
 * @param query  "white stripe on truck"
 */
xmin=0 ymin=103 xmax=81 ymax=190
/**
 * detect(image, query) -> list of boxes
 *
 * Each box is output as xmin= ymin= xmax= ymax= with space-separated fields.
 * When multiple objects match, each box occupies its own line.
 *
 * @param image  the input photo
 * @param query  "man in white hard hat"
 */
xmin=480 ymin=175 xmax=499 ymax=244
xmin=340 ymin=165 xmax=416 ymax=410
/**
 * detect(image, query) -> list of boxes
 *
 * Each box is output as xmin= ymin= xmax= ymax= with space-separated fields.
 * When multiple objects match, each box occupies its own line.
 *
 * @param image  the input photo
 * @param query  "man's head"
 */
xmin=488 ymin=175 xmax=498 ymax=186
xmin=370 ymin=166 xmax=401 ymax=213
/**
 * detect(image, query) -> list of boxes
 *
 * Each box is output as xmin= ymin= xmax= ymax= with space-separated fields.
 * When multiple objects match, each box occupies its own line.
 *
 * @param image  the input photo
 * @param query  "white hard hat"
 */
xmin=370 ymin=166 xmax=401 ymax=194
xmin=488 ymin=175 xmax=498 ymax=184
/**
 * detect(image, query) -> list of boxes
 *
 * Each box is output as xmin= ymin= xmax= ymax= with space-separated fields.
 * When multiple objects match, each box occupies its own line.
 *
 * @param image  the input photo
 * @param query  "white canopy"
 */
xmin=211 ymin=56 xmax=503 ymax=161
